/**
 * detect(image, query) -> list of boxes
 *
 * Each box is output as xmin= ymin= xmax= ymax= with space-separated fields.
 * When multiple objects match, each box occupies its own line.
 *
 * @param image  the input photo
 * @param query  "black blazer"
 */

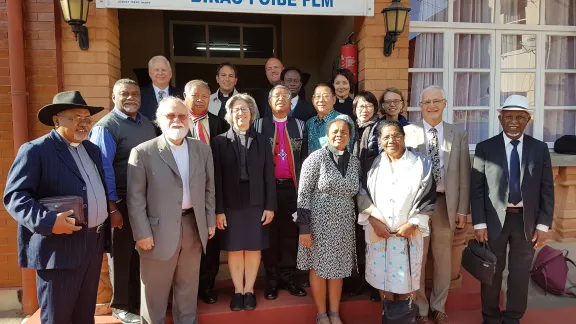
xmin=139 ymin=83 xmax=181 ymax=122
xmin=290 ymin=99 xmax=317 ymax=122
xmin=334 ymin=97 xmax=355 ymax=121
xmin=211 ymin=128 xmax=277 ymax=214
xmin=471 ymin=133 xmax=554 ymax=240
xmin=3 ymin=130 xmax=111 ymax=270
xmin=208 ymin=112 xmax=230 ymax=137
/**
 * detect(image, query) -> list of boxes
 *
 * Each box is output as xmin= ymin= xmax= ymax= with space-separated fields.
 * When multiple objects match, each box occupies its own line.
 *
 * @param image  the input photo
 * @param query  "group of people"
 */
xmin=3 ymin=54 xmax=554 ymax=324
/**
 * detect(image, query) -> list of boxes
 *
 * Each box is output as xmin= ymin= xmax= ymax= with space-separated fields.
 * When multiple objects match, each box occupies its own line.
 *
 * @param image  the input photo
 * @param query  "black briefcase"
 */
xmin=462 ymin=240 xmax=497 ymax=285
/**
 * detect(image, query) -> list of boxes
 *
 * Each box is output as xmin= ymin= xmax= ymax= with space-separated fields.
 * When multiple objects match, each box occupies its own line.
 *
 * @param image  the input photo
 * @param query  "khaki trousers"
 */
xmin=415 ymin=195 xmax=453 ymax=316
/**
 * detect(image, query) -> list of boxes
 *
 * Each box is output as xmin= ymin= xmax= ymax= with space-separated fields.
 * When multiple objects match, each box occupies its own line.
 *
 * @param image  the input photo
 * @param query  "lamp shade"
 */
xmin=59 ymin=0 xmax=91 ymax=24
xmin=381 ymin=0 xmax=411 ymax=34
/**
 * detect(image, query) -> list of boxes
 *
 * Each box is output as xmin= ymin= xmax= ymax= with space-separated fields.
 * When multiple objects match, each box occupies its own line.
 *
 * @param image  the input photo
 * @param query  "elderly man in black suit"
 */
xmin=4 ymin=91 xmax=109 ymax=324
xmin=139 ymin=55 xmax=180 ymax=124
xmin=471 ymin=94 xmax=554 ymax=324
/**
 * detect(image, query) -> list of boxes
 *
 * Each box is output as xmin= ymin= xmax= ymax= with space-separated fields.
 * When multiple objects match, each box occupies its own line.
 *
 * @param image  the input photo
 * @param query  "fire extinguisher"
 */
xmin=341 ymin=33 xmax=358 ymax=83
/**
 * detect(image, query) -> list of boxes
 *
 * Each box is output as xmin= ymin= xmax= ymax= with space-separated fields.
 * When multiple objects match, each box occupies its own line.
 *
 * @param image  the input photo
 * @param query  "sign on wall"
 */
xmin=96 ymin=0 xmax=375 ymax=16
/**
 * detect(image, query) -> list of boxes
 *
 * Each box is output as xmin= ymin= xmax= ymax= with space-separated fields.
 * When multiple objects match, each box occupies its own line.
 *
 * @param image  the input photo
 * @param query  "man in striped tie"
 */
xmin=183 ymin=79 xmax=229 ymax=304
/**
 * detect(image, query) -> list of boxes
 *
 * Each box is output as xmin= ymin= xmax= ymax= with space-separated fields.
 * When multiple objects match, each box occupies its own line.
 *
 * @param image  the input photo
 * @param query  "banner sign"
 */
xmin=96 ymin=0 xmax=375 ymax=16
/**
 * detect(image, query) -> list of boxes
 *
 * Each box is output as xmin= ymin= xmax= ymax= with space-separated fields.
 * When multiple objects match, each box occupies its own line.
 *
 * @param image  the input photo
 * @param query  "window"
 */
xmin=409 ymin=0 xmax=576 ymax=148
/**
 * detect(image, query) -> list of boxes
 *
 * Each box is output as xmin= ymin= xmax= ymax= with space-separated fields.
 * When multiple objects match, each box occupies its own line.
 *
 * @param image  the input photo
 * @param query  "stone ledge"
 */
xmin=550 ymin=153 xmax=576 ymax=167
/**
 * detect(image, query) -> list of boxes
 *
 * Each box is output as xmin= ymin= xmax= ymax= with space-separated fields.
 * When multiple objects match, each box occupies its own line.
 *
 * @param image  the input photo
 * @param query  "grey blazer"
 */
xmin=127 ymin=135 xmax=216 ymax=260
xmin=404 ymin=121 xmax=471 ymax=230
xmin=470 ymin=133 xmax=554 ymax=240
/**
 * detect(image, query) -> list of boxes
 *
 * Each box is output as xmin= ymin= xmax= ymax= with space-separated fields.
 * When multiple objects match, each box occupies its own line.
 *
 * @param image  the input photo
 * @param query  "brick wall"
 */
xmin=355 ymin=0 xmax=409 ymax=101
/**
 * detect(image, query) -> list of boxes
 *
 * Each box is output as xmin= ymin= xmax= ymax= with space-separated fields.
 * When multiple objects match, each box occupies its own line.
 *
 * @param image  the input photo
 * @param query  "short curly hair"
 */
xmin=224 ymin=93 xmax=259 ymax=126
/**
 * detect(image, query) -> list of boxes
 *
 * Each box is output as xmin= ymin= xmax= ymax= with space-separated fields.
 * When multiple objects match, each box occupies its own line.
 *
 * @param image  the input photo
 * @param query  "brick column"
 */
xmin=552 ymin=167 xmax=576 ymax=241
xmin=355 ymin=0 xmax=409 ymax=101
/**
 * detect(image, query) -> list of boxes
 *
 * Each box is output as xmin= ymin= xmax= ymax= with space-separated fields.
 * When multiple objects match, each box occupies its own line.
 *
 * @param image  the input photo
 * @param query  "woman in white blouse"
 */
xmin=357 ymin=120 xmax=435 ymax=301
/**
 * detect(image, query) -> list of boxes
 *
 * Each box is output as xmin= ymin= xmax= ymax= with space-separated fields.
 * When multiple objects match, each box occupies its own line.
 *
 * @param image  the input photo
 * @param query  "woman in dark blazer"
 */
xmin=211 ymin=93 xmax=277 ymax=312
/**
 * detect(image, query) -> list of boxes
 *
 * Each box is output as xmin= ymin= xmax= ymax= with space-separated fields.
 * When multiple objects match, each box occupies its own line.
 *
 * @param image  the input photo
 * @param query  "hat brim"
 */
xmin=497 ymin=107 xmax=533 ymax=114
xmin=38 ymin=103 xmax=104 ymax=126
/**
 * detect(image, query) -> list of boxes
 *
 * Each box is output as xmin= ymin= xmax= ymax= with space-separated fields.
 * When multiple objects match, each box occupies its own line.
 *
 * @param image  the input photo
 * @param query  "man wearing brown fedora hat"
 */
xmin=4 ymin=90 xmax=111 ymax=324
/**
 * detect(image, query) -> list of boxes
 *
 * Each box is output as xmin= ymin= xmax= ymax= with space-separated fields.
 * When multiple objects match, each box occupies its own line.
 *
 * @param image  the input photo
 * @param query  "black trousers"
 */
xmin=199 ymin=226 xmax=221 ymax=291
xmin=262 ymin=180 xmax=299 ymax=284
xmin=481 ymin=212 xmax=535 ymax=324
xmin=36 ymin=230 xmax=106 ymax=324
xmin=108 ymin=200 xmax=140 ymax=311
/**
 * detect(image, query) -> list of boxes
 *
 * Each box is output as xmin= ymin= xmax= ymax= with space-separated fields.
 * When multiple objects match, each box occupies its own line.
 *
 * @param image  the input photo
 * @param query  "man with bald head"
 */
xmin=255 ymin=57 xmax=285 ymax=117
xmin=128 ymin=97 xmax=215 ymax=324
xmin=139 ymin=56 xmax=181 ymax=124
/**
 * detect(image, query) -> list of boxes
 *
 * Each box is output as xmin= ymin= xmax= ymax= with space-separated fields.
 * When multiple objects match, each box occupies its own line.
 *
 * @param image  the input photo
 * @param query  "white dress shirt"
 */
xmin=423 ymin=120 xmax=445 ymax=192
xmin=166 ymin=137 xmax=193 ymax=209
xmin=474 ymin=133 xmax=548 ymax=232
xmin=153 ymin=84 xmax=170 ymax=103
xmin=291 ymin=95 xmax=299 ymax=111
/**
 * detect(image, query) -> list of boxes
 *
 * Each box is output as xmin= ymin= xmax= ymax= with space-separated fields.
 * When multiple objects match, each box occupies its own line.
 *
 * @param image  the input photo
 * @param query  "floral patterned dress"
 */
xmin=296 ymin=147 xmax=360 ymax=279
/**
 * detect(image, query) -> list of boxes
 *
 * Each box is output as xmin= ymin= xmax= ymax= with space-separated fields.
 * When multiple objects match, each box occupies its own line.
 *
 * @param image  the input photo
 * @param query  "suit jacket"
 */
xmin=127 ymin=136 xmax=215 ymax=259
xmin=290 ymin=99 xmax=317 ymax=122
xmin=470 ymin=133 xmax=554 ymax=239
xmin=253 ymin=116 xmax=308 ymax=188
xmin=211 ymin=128 xmax=277 ymax=214
xmin=404 ymin=121 xmax=471 ymax=229
xmin=139 ymin=83 xmax=181 ymax=122
xmin=188 ymin=112 xmax=230 ymax=139
xmin=3 ymin=130 xmax=111 ymax=270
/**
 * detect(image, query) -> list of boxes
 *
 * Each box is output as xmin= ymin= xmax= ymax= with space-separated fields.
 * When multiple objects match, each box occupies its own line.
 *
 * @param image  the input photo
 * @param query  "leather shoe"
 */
xmin=431 ymin=310 xmax=451 ymax=324
xmin=243 ymin=292 xmax=257 ymax=310
xmin=199 ymin=288 xmax=217 ymax=304
xmin=264 ymin=282 xmax=278 ymax=300
xmin=230 ymin=293 xmax=243 ymax=311
xmin=279 ymin=282 xmax=307 ymax=297
xmin=112 ymin=309 xmax=140 ymax=324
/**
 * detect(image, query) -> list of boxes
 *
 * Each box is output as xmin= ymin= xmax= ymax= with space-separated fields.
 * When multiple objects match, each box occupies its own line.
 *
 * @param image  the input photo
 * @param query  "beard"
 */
xmin=163 ymin=124 xmax=188 ymax=141
xmin=73 ymin=130 xmax=89 ymax=142
xmin=122 ymin=103 xmax=139 ymax=113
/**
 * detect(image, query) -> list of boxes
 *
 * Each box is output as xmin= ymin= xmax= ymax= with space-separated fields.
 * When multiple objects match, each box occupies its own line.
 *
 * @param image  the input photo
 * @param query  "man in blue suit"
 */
xmin=4 ymin=91 xmax=111 ymax=324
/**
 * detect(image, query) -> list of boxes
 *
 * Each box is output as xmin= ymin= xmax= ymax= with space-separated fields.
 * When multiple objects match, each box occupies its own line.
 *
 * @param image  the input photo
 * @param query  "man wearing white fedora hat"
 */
xmin=471 ymin=94 xmax=554 ymax=324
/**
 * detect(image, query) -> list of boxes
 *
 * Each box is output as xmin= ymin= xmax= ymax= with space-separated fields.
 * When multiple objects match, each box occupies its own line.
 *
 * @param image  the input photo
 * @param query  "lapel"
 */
xmin=226 ymin=128 xmax=240 ymax=162
xmin=186 ymin=138 xmax=198 ymax=181
xmin=157 ymin=136 xmax=181 ymax=178
xmin=415 ymin=122 xmax=427 ymax=155
xmin=442 ymin=122 xmax=454 ymax=173
xmin=520 ymin=135 xmax=529 ymax=186
xmin=496 ymin=133 xmax=510 ymax=185
xmin=51 ymin=130 xmax=84 ymax=182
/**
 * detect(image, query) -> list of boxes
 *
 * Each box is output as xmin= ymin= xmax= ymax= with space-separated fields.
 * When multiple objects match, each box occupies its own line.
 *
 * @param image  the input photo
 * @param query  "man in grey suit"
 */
xmin=127 ymin=96 xmax=216 ymax=324
xmin=404 ymin=86 xmax=470 ymax=324
xmin=471 ymin=95 xmax=554 ymax=324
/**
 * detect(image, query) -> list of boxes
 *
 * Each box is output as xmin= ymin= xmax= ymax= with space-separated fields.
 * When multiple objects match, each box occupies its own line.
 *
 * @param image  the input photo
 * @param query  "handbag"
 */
xmin=461 ymin=240 xmax=497 ymax=285
xmin=38 ymin=196 xmax=86 ymax=226
xmin=531 ymin=245 xmax=576 ymax=297
xmin=382 ymin=237 xmax=419 ymax=324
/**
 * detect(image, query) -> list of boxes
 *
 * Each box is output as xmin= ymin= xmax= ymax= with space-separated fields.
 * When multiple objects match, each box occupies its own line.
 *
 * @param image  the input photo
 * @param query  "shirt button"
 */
xmin=83 ymin=186 xmax=87 ymax=190
xmin=83 ymin=204 xmax=87 ymax=208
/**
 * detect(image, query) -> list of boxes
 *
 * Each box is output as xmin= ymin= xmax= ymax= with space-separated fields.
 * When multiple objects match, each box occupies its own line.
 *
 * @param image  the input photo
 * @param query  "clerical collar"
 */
xmin=233 ymin=126 xmax=247 ymax=135
xmin=56 ymin=131 xmax=81 ymax=147
xmin=338 ymin=98 xmax=345 ymax=103
xmin=272 ymin=115 xmax=287 ymax=123
xmin=327 ymin=144 xmax=345 ymax=156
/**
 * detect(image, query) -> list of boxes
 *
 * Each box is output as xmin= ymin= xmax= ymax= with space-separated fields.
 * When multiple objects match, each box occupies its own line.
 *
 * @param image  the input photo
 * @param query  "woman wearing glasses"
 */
xmin=211 ymin=93 xmax=277 ymax=311
xmin=357 ymin=120 xmax=435 ymax=309
xmin=379 ymin=87 xmax=409 ymax=126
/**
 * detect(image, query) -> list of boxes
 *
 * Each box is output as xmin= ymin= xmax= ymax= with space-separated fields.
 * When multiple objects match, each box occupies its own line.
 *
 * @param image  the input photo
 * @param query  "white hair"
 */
xmin=420 ymin=85 xmax=446 ymax=103
xmin=148 ymin=55 xmax=172 ymax=71
xmin=155 ymin=96 xmax=187 ymax=124
xmin=224 ymin=93 xmax=258 ymax=125
xmin=184 ymin=79 xmax=210 ymax=94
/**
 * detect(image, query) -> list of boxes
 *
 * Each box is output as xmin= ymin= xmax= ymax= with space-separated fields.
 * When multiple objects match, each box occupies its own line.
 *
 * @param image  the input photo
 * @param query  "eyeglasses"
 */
xmin=162 ymin=113 xmax=189 ymax=122
xmin=271 ymin=94 xmax=291 ymax=100
xmin=383 ymin=99 xmax=403 ymax=106
xmin=421 ymin=99 xmax=445 ymax=106
xmin=190 ymin=94 xmax=209 ymax=101
xmin=381 ymin=134 xmax=404 ymax=142
xmin=57 ymin=115 xmax=93 ymax=124
xmin=313 ymin=94 xmax=333 ymax=100
xmin=357 ymin=104 xmax=374 ymax=111
xmin=231 ymin=107 xmax=251 ymax=114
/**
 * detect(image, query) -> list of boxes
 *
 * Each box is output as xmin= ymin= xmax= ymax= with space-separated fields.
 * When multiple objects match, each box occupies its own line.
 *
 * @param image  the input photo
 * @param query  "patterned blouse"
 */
xmin=306 ymin=109 xmax=355 ymax=153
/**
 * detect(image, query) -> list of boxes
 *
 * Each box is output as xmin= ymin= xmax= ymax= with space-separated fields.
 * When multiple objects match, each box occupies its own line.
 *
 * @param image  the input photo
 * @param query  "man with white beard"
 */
xmin=127 ymin=96 xmax=216 ymax=324
xmin=90 ymin=78 xmax=157 ymax=323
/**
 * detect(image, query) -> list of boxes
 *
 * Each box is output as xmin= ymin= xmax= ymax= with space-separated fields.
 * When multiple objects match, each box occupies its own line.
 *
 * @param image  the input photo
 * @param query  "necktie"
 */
xmin=191 ymin=113 xmax=210 ymax=144
xmin=158 ymin=90 xmax=165 ymax=102
xmin=509 ymin=139 xmax=521 ymax=205
xmin=428 ymin=127 xmax=441 ymax=185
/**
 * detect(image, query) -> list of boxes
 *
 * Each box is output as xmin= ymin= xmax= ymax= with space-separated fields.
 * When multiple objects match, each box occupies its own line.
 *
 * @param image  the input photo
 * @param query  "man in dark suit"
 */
xmin=183 ymin=79 xmax=229 ymax=304
xmin=4 ymin=91 xmax=110 ymax=324
xmin=139 ymin=55 xmax=181 ymax=124
xmin=280 ymin=67 xmax=316 ymax=122
xmin=254 ymin=57 xmax=284 ymax=118
xmin=255 ymin=85 xmax=308 ymax=300
xmin=471 ymin=95 xmax=554 ymax=324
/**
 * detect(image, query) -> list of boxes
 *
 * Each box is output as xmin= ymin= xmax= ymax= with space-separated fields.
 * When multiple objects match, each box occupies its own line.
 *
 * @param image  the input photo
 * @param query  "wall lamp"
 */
xmin=59 ymin=0 xmax=92 ymax=51
xmin=381 ymin=0 xmax=410 ymax=57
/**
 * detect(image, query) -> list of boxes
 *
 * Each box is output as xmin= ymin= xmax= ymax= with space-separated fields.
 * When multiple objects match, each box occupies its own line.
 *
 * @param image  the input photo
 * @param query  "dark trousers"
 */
xmin=36 ymin=230 xmax=106 ymax=324
xmin=199 ymin=227 xmax=221 ymax=291
xmin=108 ymin=200 xmax=140 ymax=311
xmin=481 ymin=212 xmax=535 ymax=324
xmin=262 ymin=180 xmax=299 ymax=284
